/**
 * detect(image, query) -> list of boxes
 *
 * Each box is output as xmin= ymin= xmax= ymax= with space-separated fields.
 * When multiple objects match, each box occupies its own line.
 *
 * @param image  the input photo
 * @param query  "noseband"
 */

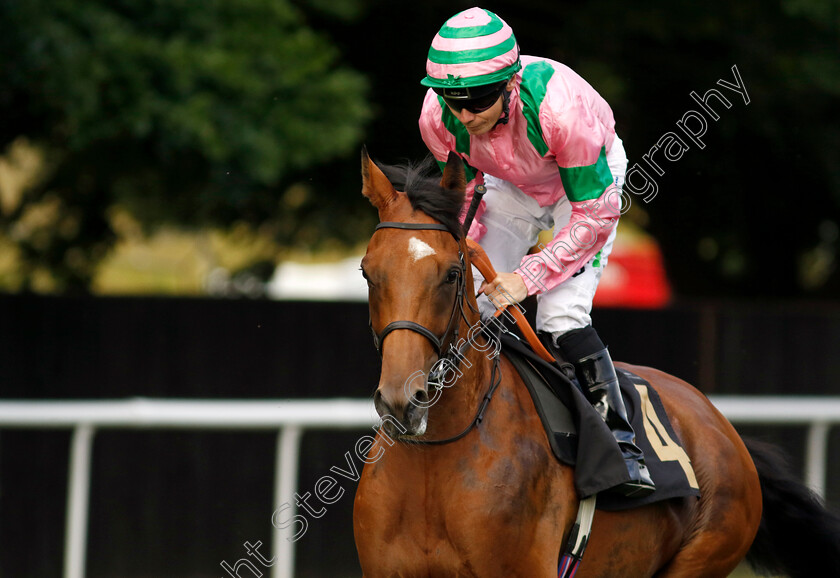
xmin=369 ymin=221 xmax=468 ymax=360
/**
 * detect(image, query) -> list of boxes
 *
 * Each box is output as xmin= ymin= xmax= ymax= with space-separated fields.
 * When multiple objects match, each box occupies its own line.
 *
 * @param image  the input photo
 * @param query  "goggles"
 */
xmin=437 ymin=81 xmax=507 ymax=114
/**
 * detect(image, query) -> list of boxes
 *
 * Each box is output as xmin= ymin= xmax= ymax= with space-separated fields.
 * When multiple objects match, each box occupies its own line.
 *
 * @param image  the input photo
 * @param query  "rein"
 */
xmin=409 ymin=348 xmax=502 ymax=446
xmin=370 ymin=220 xmax=501 ymax=446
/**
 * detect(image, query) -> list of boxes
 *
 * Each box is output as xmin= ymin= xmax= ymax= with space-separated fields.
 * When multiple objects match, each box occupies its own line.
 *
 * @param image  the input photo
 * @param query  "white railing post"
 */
xmin=64 ymin=423 xmax=95 ymax=578
xmin=273 ymin=425 xmax=302 ymax=578
xmin=805 ymin=421 xmax=831 ymax=499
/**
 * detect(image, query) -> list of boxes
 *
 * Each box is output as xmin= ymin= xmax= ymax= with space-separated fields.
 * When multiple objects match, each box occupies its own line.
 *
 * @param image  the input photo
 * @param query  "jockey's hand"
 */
xmin=479 ymin=272 xmax=528 ymax=309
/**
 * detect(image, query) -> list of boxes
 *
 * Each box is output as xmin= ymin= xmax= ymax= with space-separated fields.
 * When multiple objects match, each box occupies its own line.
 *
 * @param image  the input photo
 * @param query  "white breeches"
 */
xmin=474 ymin=136 xmax=628 ymax=338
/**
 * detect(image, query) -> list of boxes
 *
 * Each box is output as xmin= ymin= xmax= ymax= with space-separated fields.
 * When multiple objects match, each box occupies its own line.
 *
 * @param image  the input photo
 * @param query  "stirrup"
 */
xmin=614 ymin=462 xmax=656 ymax=497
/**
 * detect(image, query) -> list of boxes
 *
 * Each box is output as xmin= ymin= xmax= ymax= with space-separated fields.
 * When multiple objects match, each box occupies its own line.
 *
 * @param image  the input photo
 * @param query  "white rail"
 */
xmin=0 ymin=396 xmax=838 ymax=578
xmin=0 ymin=399 xmax=378 ymax=578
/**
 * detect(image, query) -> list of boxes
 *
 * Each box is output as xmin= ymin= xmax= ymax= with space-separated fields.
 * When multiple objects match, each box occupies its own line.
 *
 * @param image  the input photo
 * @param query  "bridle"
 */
xmin=369 ymin=221 xmax=470 ymax=361
xmin=368 ymin=220 xmax=503 ymax=445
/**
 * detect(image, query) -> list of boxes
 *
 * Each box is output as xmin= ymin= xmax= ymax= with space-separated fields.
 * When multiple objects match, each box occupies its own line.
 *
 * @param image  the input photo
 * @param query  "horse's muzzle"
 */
xmin=374 ymin=387 xmax=429 ymax=437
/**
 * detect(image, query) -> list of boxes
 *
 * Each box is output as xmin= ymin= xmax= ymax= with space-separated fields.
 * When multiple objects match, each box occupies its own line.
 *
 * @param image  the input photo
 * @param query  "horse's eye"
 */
xmin=360 ymin=267 xmax=373 ymax=287
xmin=445 ymin=268 xmax=460 ymax=285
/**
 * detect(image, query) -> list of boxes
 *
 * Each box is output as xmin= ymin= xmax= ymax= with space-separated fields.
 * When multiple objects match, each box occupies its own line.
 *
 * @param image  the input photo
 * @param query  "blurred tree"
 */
xmin=335 ymin=0 xmax=840 ymax=300
xmin=522 ymin=0 xmax=840 ymax=300
xmin=591 ymin=0 xmax=840 ymax=300
xmin=0 ymin=0 xmax=370 ymax=292
xmin=2 ymin=0 xmax=838 ymax=299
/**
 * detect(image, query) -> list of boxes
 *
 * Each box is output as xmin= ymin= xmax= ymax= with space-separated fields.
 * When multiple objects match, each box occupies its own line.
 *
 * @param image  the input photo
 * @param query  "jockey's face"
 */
xmin=447 ymin=97 xmax=504 ymax=135
xmin=444 ymin=76 xmax=516 ymax=136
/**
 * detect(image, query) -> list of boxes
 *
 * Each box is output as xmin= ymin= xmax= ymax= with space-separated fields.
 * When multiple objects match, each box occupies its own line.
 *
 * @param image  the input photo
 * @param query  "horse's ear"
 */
xmin=361 ymin=147 xmax=398 ymax=210
xmin=440 ymin=151 xmax=466 ymax=193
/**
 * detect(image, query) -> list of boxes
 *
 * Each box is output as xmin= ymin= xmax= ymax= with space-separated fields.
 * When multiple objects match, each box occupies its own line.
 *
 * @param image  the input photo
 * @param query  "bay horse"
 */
xmin=353 ymin=150 xmax=840 ymax=577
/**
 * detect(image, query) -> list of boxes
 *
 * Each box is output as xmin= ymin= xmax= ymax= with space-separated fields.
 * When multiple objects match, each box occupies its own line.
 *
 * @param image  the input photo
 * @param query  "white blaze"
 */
xmin=408 ymin=237 xmax=436 ymax=261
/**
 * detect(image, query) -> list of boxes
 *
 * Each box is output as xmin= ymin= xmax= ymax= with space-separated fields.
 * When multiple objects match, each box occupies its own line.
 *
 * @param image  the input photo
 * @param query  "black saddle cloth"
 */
xmin=500 ymin=333 xmax=700 ymax=511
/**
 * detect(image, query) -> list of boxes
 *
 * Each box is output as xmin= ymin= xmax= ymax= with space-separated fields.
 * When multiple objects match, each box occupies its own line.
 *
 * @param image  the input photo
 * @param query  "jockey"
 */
xmin=419 ymin=7 xmax=655 ymax=497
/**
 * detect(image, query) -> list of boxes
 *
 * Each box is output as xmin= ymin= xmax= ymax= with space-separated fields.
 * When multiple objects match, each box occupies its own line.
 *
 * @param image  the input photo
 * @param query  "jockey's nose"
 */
xmin=457 ymin=108 xmax=476 ymax=122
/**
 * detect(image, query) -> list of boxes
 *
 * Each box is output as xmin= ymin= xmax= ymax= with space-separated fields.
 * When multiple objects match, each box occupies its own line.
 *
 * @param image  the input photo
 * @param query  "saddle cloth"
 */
xmin=500 ymin=333 xmax=701 ymax=511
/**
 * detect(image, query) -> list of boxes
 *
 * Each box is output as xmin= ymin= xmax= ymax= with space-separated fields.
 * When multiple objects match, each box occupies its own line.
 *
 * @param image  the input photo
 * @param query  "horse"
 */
xmin=352 ymin=150 xmax=840 ymax=577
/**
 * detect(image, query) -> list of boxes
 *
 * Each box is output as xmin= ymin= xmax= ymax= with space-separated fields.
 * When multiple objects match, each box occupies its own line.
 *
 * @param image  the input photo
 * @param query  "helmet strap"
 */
xmin=493 ymin=87 xmax=513 ymax=128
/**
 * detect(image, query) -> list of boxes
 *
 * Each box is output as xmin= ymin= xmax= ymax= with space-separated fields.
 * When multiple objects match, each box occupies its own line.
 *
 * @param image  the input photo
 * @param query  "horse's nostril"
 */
xmin=412 ymin=390 xmax=429 ymax=408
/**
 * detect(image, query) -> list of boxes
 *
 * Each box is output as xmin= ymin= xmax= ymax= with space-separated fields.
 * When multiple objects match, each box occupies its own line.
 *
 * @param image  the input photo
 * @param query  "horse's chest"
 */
xmin=356 ymin=438 xmax=560 ymax=574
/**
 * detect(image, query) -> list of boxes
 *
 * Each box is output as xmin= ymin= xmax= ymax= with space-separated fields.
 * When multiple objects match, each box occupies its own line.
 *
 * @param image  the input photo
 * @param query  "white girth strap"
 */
xmin=558 ymin=495 xmax=597 ymax=578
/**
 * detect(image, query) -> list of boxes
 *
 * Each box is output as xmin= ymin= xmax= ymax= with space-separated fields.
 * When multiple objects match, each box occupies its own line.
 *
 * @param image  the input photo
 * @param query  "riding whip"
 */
xmin=461 ymin=183 xmax=486 ymax=236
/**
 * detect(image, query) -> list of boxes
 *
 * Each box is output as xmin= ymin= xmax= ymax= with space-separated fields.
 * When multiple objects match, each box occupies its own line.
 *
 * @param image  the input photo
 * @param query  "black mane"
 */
xmin=378 ymin=156 xmax=465 ymax=239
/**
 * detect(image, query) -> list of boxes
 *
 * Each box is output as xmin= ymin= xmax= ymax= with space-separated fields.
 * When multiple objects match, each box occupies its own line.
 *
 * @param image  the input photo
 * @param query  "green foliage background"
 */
xmin=0 ymin=0 xmax=838 ymax=299
xmin=0 ymin=0 xmax=370 ymax=291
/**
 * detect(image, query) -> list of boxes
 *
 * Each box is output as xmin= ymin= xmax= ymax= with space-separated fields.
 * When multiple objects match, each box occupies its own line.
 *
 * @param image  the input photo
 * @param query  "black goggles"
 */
xmin=441 ymin=83 xmax=506 ymax=114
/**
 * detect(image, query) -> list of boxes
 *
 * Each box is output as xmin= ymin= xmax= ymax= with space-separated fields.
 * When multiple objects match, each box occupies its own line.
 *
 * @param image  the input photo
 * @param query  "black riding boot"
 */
xmin=553 ymin=327 xmax=656 ymax=498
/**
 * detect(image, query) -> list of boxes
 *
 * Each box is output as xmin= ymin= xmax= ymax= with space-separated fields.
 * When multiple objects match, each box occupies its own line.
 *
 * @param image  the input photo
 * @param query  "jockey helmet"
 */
xmin=421 ymin=7 xmax=521 ymax=100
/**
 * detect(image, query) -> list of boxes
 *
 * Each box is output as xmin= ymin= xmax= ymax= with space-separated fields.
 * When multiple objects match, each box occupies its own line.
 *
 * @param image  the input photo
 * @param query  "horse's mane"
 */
xmin=378 ymin=156 xmax=465 ymax=239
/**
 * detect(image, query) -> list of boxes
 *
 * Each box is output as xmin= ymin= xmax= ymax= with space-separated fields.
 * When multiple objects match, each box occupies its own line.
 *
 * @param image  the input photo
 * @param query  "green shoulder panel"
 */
xmin=436 ymin=96 xmax=476 ymax=182
xmin=520 ymin=61 xmax=612 ymax=202
xmin=438 ymin=96 xmax=471 ymax=156
xmin=519 ymin=61 xmax=554 ymax=157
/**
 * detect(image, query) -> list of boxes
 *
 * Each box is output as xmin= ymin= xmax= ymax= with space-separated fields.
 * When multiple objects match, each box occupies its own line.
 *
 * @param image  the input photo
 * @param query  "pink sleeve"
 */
xmin=515 ymin=190 xmax=620 ymax=295
xmin=514 ymin=74 xmax=619 ymax=294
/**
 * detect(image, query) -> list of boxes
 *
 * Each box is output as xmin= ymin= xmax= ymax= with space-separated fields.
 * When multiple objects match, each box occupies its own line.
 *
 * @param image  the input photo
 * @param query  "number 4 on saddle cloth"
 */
xmin=501 ymin=332 xmax=701 ymax=511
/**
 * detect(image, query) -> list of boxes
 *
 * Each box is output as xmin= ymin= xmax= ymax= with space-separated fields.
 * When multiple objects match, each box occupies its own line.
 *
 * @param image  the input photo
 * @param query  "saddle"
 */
xmin=467 ymin=238 xmax=699 ymax=510
xmin=501 ymin=333 xmax=700 ymax=511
